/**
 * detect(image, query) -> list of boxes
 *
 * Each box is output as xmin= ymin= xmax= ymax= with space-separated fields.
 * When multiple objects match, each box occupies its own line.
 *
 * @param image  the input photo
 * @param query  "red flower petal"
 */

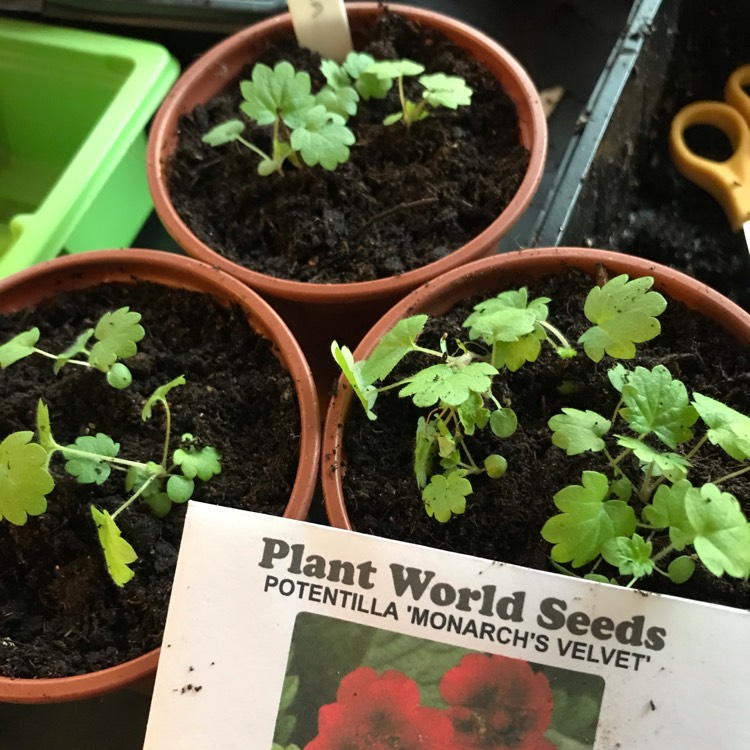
xmin=306 ymin=667 xmax=456 ymax=750
xmin=440 ymin=654 xmax=554 ymax=750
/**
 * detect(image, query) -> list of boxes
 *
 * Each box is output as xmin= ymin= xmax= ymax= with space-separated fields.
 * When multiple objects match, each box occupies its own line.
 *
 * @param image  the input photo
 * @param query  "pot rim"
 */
xmin=146 ymin=2 xmax=548 ymax=305
xmin=0 ymin=248 xmax=320 ymax=703
xmin=321 ymin=246 xmax=750 ymax=531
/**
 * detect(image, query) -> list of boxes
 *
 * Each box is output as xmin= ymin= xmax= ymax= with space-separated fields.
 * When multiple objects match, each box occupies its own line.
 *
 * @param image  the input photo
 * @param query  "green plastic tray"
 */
xmin=0 ymin=18 xmax=179 ymax=277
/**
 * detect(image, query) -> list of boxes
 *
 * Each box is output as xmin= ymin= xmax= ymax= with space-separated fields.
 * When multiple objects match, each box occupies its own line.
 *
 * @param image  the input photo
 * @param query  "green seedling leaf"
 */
xmin=332 ymin=342 xmax=377 ymax=419
xmin=457 ymin=392 xmax=491 ymax=436
xmin=685 ymin=483 xmax=750 ymax=578
xmin=399 ymin=361 xmax=497 ymax=408
xmin=167 ymin=474 xmax=195 ymax=504
xmin=173 ymin=435 xmax=221 ymax=481
xmin=318 ymin=59 xmax=359 ymax=118
xmin=615 ymin=436 xmax=690 ymax=483
xmin=541 ymin=471 xmax=637 ymax=567
xmin=579 ymin=275 xmax=666 ymax=362
xmin=361 ymin=315 xmax=428 ymax=384
xmin=145 ymin=492 xmax=172 ymax=519
xmin=89 ymin=308 xmax=145 ymax=372
xmin=610 ymin=477 xmax=633 ymax=503
xmin=585 ymin=573 xmax=617 ymax=585
xmin=643 ymin=480 xmax=694 ymax=551
xmin=607 ymin=363 xmax=629 ymax=392
xmin=601 ymin=534 xmax=654 ymax=580
xmin=366 ymin=59 xmax=425 ymax=80
xmin=484 ymin=454 xmax=508 ymax=479
xmin=53 ymin=328 xmax=93 ymax=374
xmin=36 ymin=400 xmax=56 ymax=455
xmin=549 ymin=408 xmax=611 ymax=455
xmin=202 ymin=119 xmax=245 ymax=147
xmin=619 ymin=365 xmax=697 ymax=448
xmin=291 ymin=107 xmax=355 ymax=169
xmin=142 ymin=375 xmax=186 ymax=421
xmin=692 ymin=392 xmax=750 ymax=461
xmin=423 ymin=471 xmax=471 ymax=522
xmin=667 ymin=555 xmax=696 ymax=584
xmin=106 ymin=362 xmax=133 ymax=390
xmin=91 ymin=506 xmax=137 ymax=587
xmin=414 ymin=416 xmax=438 ymax=489
xmin=0 ymin=328 xmax=40 ymax=368
xmin=0 ymin=431 xmax=54 ymax=525
xmin=489 ymin=407 xmax=518 ymax=438
xmin=419 ymin=73 xmax=473 ymax=109
xmin=63 ymin=434 xmax=120 ymax=484
xmin=343 ymin=52 xmax=391 ymax=99
xmin=239 ymin=62 xmax=315 ymax=129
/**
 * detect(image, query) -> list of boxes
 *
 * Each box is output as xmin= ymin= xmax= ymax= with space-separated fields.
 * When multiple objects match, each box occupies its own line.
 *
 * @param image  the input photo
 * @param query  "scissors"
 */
xmin=669 ymin=65 xmax=750 ymax=251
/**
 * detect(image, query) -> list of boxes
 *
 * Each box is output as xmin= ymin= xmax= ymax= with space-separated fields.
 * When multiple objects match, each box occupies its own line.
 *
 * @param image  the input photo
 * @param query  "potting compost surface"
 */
xmin=0 ymin=283 xmax=299 ymax=678
xmin=168 ymin=9 xmax=528 ymax=283
xmin=341 ymin=267 xmax=750 ymax=610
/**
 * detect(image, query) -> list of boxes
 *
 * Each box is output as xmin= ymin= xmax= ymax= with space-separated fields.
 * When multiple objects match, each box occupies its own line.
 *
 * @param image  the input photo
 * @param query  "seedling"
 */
xmin=366 ymin=59 xmax=473 ymax=128
xmin=544 ymin=365 xmax=750 ymax=587
xmin=333 ymin=273 xmax=750 ymax=587
xmin=0 ymin=307 xmax=144 ymax=389
xmin=1 ymin=309 xmax=222 ymax=585
xmin=202 ymin=54 xmax=473 ymax=173
xmin=0 ymin=376 xmax=221 ymax=586
xmin=202 ymin=60 xmax=355 ymax=175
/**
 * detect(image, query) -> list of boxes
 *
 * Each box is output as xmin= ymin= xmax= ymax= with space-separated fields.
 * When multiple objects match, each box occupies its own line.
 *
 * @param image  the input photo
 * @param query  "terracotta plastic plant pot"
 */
xmin=146 ymin=2 xmax=548 ymax=399
xmin=0 ymin=248 xmax=320 ymax=703
xmin=321 ymin=246 xmax=750 ymax=530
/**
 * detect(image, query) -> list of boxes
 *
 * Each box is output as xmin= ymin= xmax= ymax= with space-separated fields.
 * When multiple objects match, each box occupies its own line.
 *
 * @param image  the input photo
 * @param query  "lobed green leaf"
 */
xmin=549 ymin=408 xmax=611 ymax=456
xmin=579 ymin=275 xmax=667 ymax=362
xmin=90 ymin=308 xmax=145 ymax=372
xmin=619 ymin=365 xmax=697 ymax=448
xmin=63 ymin=434 xmax=120 ymax=484
xmin=361 ymin=315 xmax=428 ymax=385
xmin=685 ymin=483 xmax=750 ymax=578
xmin=173 ymin=435 xmax=222 ymax=481
xmin=91 ymin=506 xmax=137 ymax=586
xmin=399 ymin=361 xmax=497 ymax=408
xmin=423 ymin=471 xmax=472 ymax=522
xmin=541 ymin=471 xmax=636 ymax=567
xmin=0 ymin=431 xmax=54 ymax=525
xmin=240 ymin=62 xmax=315 ymax=128
xmin=366 ymin=59 xmax=425 ymax=80
xmin=692 ymin=392 xmax=750 ymax=461
xmin=419 ymin=73 xmax=473 ymax=109
xmin=290 ymin=107 xmax=355 ymax=170
xmin=343 ymin=52 xmax=391 ymax=100
xmin=615 ymin=435 xmax=690 ymax=483
xmin=600 ymin=533 xmax=654 ymax=580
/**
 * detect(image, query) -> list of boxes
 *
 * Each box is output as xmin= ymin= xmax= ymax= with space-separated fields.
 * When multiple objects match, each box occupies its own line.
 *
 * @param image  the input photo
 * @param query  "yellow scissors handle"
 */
xmin=669 ymin=100 xmax=750 ymax=232
xmin=725 ymin=64 xmax=750 ymax=123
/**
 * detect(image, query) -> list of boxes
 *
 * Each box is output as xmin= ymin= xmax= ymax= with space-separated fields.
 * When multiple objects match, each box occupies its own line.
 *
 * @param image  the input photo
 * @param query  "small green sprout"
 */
xmin=544 ymin=364 xmax=750 ymax=587
xmin=366 ymin=59 xmax=473 ymax=127
xmin=335 ymin=274 xmax=665 ymax=524
xmin=202 ymin=60 xmax=355 ymax=175
xmin=202 ymin=54 xmax=473 ymax=173
xmin=0 ymin=379 xmax=221 ymax=587
xmin=0 ymin=307 xmax=144 ymax=389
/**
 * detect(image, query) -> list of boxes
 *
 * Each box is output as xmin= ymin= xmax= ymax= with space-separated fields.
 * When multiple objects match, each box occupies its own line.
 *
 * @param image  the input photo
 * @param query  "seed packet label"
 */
xmin=286 ymin=0 xmax=353 ymax=62
xmin=144 ymin=502 xmax=750 ymax=750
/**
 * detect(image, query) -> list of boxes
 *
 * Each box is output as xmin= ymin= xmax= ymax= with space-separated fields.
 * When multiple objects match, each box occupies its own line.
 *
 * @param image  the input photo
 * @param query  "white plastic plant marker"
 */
xmin=287 ymin=0 xmax=353 ymax=62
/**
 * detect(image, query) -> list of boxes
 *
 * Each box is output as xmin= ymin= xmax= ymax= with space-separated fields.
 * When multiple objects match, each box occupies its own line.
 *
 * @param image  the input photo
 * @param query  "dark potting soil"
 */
xmin=340 ymin=267 xmax=750 ymax=610
xmin=563 ymin=0 xmax=750 ymax=312
xmin=0 ymin=283 xmax=300 ymax=678
xmin=168 ymin=9 xmax=528 ymax=284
